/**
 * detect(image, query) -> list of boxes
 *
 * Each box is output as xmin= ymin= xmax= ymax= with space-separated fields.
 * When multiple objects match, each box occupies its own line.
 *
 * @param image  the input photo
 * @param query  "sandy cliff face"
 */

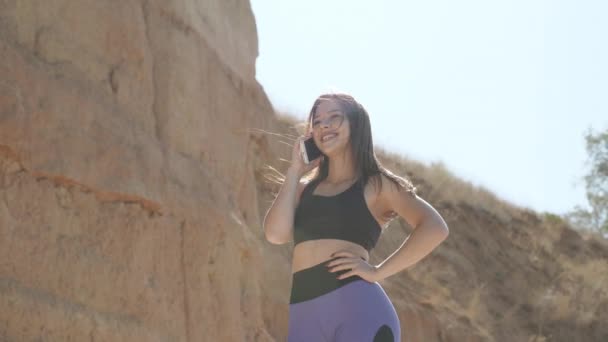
xmin=1 ymin=1 xmax=607 ymax=342
xmin=0 ymin=0 xmax=269 ymax=220
xmin=0 ymin=0 xmax=282 ymax=340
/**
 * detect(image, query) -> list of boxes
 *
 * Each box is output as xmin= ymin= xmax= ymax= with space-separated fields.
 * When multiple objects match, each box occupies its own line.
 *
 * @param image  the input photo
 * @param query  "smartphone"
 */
xmin=300 ymin=136 xmax=322 ymax=164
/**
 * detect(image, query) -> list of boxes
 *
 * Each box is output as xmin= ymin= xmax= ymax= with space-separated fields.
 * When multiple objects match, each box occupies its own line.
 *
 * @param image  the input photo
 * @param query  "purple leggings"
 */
xmin=288 ymin=257 xmax=401 ymax=342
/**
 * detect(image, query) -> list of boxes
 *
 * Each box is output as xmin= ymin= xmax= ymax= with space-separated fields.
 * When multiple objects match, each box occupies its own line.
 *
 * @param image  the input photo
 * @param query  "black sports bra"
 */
xmin=293 ymin=177 xmax=382 ymax=251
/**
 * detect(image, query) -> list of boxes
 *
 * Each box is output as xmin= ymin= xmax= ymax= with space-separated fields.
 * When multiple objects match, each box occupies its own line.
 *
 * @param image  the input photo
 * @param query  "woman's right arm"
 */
xmin=263 ymin=167 xmax=305 ymax=245
xmin=263 ymin=134 xmax=322 ymax=245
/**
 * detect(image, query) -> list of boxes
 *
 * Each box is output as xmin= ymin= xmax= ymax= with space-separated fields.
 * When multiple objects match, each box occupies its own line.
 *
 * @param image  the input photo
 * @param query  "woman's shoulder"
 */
xmin=299 ymin=176 xmax=319 ymax=188
xmin=296 ymin=177 xmax=318 ymax=205
xmin=296 ymin=178 xmax=310 ymax=194
xmin=369 ymin=170 xmax=416 ymax=199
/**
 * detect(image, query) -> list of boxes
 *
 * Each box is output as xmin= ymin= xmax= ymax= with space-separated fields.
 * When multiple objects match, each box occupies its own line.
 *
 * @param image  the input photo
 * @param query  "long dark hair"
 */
xmin=305 ymin=93 xmax=417 ymax=197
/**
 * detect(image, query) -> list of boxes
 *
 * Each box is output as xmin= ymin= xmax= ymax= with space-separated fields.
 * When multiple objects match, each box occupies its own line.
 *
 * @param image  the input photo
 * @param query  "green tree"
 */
xmin=566 ymin=127 xmax=608 ymax=234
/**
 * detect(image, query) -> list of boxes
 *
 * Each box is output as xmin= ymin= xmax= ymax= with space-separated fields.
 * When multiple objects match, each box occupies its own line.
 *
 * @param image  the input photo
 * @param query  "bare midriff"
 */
xmin=291 ymin=239 xmax=370 ymax=274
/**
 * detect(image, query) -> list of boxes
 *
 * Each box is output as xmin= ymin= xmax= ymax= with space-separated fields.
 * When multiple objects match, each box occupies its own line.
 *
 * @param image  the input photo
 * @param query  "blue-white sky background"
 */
xmin=250 ymin=0 xmax=608 ymax=215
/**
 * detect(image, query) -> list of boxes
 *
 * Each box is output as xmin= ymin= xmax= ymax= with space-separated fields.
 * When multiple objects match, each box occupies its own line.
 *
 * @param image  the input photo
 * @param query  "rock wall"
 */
xmin=0 ymin=0 xmax=283 ymax=340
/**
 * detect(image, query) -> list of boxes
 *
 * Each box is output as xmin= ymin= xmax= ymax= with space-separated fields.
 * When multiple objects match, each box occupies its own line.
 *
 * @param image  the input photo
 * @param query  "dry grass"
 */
xmin=548 ymin=257 xmax=608 ymax=324
xmin=375 ymin=145 xmax=523 ymax=224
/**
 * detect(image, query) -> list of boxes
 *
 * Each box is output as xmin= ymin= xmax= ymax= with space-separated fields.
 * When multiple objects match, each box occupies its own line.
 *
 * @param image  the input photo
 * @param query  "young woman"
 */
xmin=263 ymin=93 xmax=449 ymax=342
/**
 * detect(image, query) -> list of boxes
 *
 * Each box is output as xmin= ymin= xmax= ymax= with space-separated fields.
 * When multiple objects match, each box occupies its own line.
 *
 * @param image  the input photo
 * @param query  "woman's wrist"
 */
xmin=286 ymin=166 xmax=303 ymax=180
xmin=372 ymin=264 xmax=386 ymax=282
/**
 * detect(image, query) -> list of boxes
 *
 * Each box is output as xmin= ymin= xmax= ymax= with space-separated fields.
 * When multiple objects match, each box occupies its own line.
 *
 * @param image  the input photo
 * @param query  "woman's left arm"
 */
xmin=373 ymin=175 xmax=449 ymax=282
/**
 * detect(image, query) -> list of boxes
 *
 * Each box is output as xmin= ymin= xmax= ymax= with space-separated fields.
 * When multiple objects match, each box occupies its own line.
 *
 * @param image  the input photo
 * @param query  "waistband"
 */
xmin=290 ymin=257 xmax=364 ymax=304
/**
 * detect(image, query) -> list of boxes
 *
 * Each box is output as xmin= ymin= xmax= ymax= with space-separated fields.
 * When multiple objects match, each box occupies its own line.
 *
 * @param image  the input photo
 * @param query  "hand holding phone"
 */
xmin=300 ymin=136 xmax=322 ymax=164
xmin=289 ymin=135 xmax=323 ymax=179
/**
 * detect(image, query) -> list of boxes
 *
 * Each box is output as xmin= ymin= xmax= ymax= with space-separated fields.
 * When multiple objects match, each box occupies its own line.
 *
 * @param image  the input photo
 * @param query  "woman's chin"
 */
xmin=319 ymin=144 xmax=345 ymax=158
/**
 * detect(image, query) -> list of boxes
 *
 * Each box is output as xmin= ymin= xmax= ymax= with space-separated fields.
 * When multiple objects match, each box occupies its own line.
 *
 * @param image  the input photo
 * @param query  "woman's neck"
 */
xmin=325 ymin=150 xmax=357 ymax=184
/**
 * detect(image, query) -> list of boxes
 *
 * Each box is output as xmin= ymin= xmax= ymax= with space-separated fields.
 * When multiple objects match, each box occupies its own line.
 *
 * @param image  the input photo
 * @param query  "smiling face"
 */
xmin=310 ymin=98 xmax=351 ymax=158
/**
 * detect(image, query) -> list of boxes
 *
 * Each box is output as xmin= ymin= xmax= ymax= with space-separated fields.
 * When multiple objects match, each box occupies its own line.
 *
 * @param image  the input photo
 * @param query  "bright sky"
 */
xmin=250 ymin=0 xmax=608 ymax=215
